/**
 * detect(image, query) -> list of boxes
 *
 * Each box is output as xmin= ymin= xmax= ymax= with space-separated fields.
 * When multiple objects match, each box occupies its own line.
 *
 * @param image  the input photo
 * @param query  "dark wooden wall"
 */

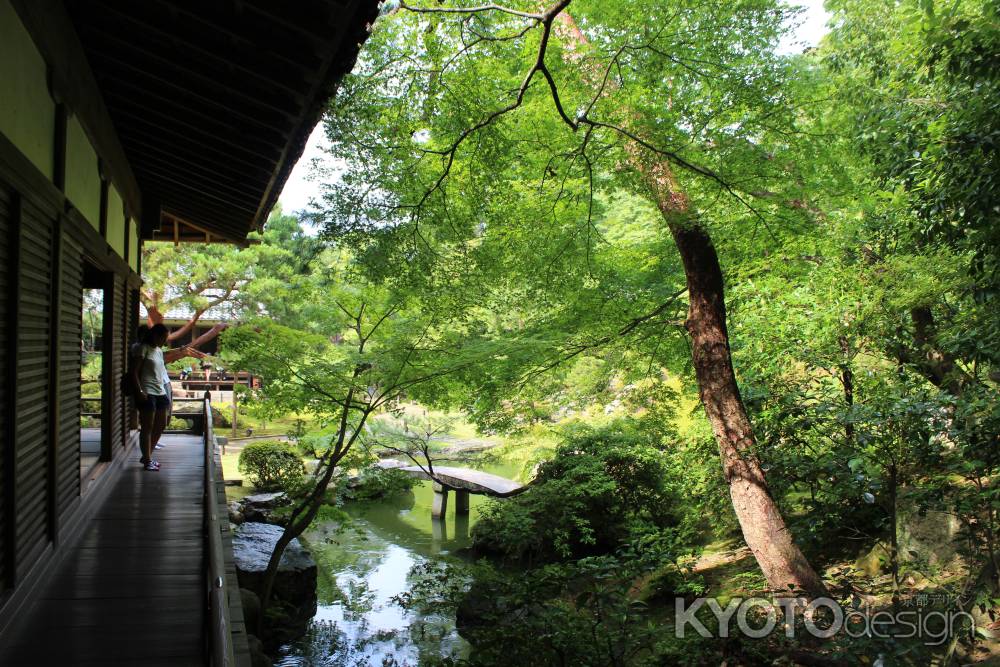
xmin=14 ymin=191 xmax=56 ymax=572
xmin=58 ymin=230 xmax=82 ymax=519
xmin=0 ymin=132 xmax=140 ymax=606
xmin=0 ymin=182 xmax=11 ymax=590
xmin=111 ymin=279 xmax=125 ymax=452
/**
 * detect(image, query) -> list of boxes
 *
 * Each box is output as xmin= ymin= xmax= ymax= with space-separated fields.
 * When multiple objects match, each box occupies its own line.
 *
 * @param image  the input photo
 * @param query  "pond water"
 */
xmin=274 ymin=459 xmax=522 ymax=667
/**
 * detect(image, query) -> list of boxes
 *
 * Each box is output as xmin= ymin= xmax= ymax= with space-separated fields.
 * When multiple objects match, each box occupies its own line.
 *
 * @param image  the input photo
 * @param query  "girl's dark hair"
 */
xmin=144 ymin=323 xmax=169 ymax=344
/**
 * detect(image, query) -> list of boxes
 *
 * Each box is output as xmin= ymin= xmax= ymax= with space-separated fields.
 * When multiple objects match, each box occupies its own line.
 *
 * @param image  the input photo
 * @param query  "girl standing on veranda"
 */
xmin=133 ymin=324 xmax=170 ymax=470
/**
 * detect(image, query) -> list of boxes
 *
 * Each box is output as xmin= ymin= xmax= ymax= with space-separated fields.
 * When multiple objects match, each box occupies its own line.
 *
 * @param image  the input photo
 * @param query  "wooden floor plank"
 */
xmin=0 ymin=434 xmax=209 ymax=666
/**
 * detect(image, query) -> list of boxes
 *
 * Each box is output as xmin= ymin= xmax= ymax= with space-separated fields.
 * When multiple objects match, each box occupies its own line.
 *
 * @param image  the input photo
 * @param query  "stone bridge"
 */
xmin=377 ymin=460 xmax=524 ymax=518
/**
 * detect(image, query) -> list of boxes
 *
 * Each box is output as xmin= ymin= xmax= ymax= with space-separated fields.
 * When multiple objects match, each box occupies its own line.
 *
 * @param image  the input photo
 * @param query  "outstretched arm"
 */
xmin=163 ymin=346 xmax=207 ymax=364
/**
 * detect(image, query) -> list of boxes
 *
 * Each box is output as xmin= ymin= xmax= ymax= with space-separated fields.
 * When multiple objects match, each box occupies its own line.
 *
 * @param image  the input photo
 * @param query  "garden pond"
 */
xmin=273 ymin=458 xmax=522 ymax=666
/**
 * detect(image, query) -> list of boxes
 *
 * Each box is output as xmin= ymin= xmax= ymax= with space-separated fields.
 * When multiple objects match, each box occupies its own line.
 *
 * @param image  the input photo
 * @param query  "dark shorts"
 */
xmin=137 ymin=394 xmax=170 ymax=412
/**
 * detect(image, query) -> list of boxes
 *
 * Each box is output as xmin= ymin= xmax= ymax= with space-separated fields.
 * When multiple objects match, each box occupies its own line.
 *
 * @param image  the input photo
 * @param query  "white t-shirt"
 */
xmin=160 ymin=355 xmax=171 ymax=386
xmin=139 ymin=345 xmax=168 ymax=396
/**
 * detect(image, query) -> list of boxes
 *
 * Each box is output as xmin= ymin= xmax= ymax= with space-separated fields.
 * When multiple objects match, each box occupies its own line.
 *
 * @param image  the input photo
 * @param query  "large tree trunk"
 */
xmin=616 ymin=102 xmax=825 ymax=594
xmin=410 ymin=2 xmax=827 ymax=598
xmin=666 ymin=219 xmax=827 ymax=596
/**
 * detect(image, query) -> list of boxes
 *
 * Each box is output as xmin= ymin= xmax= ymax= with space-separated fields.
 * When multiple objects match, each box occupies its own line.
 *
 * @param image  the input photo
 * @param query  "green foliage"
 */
xmin=826 ymin=0 xmax=1000 ymax=288
xmin=82 ymin=289 xmax=103 ymax=353
xmin=295 ymin=429 xmax=335 ymax=459
xmin=237 ymin=441 xmax=305 ymax=492
xmin=81 ymin=356 xmax=102 ymax=384
xmin=399 ymin=551 xmax=708 ymax=667
xmin=210 ymin=403 xmax=232 ymax=429
xmin=472 ymin=423 xmax=684 ymax=564
xmin=286 ymin=418 xmax=308 ymax=443
xmin=166 ymin=416 xmax=192 ymax=431
xmin=311 ymin=0 xmax=822 ymax=442
xmin=141 ymin=207 xmax=316 ymax=327
xmin=339 ymin=466 xmax=415 ymax=502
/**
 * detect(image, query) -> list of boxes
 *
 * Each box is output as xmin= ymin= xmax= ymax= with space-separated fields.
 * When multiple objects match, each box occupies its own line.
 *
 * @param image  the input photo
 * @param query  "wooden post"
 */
xmin=52 ymin=104 xmax=67 ymax=191
xmin=455 ymin=489 xmax=470 ymax=516
xmin=431 ymin=483 xmax=449 ymax=519
xmin=203 ymin=390 xmax=212 ymax=438
xmin=99 ymin=272 xmax=114 ymax=462
xmin=231 ymin=386 xmax=238 ymax=440
xmin=98 ymin=176 xmax=109 ymax=239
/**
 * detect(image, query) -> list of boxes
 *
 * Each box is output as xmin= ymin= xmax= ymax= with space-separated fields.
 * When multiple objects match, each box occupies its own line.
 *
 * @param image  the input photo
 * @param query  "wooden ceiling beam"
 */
xmin=88 ymin=1 xmax=312 ymax=99
xmin=88 ymin=52 xmax=299 ymax=129
xmin=242 ymin=0 xmax=347 ymax=47
xmin=79 ymin=26 xmax=303 ymax=119
xmin=106 ymin=99 xmax=285 ymax=165
xmin=142 ymin=0 xmax=331 ymax=62
xmin=63 ymin=0 xmax=380 ymax=241
xmin=153 ymin=214 xmax=252 ymax=245
xmin=111 ymin=148 xmax=268 ymax=203
xmin=132 ymin=166 xmax=259 ymax=216
xmin=159 ymin=213 xmax=260 ymax=245
xmin=113 ymin=122 xmax=278 ymax=182
xmin=106 ymin=97 xmax=284 ymax=152
xmin=132 ymin=166 xmax=264 ymax=216
xmin=149 ymin=189 xmax=256 ymax=228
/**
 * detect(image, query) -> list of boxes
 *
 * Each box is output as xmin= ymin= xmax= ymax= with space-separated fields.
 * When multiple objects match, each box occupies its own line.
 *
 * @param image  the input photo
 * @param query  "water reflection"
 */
xmin=275 ymin=460 xmax=520 ymax=666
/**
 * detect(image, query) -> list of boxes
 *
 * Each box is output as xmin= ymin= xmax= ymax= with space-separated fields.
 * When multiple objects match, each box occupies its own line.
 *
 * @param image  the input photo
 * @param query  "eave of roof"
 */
xmin=65 ymin=0 xmax=381 ymax=244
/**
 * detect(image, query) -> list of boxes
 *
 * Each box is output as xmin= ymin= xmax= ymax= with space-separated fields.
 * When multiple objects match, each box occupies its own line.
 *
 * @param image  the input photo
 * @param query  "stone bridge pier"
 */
xmin=431 ymin=483 xmax=471 ymax=519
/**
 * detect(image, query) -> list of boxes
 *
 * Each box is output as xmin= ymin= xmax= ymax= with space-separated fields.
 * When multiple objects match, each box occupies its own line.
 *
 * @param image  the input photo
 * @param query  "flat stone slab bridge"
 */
xmin=377 ymin=460 xmax=524 ymax=518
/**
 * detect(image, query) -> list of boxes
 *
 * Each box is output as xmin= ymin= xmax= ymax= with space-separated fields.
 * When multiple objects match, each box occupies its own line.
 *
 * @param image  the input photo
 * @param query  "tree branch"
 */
xmin=400 ymin=2 xmax=545 ymax=20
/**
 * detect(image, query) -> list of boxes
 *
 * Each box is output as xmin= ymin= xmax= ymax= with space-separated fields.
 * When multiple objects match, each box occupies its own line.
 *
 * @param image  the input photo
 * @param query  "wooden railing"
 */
xmin=203 ymin=392 xmax=236 ymax=666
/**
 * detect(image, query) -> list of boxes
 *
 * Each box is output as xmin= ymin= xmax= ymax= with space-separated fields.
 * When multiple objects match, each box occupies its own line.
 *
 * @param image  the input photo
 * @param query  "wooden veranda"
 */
xmin=0 ymin=1 xmax=380 ymax=664
xmin=0 ymin=401 xmax=244 ymax=666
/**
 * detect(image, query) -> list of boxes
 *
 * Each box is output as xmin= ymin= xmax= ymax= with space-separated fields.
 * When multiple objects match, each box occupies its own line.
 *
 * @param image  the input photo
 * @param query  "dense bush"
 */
xmin=340 ymin=466 xmax=416 ymax=501
xmin=472 ymin=424 xmax=681 ymax=565
xmin=296 ymin=430 xmax=334 ymax=458
xmin=238 ymin=441 xmax=305 ymax=491
xmin=81 ymin=356 xmax=102 ymax=383
xmin=401 ymin=550 xmax=707 ymax=667
xmin=167 ymin=416 xmax=192 ymax=431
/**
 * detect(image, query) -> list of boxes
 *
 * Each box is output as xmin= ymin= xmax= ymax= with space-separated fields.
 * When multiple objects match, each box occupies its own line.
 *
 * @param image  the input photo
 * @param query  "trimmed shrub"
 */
xmin=167 ymin=416 xmax=192 ymax=431
xmin=238 ymin=441 xmax=305 ymax=491
xmin=472 ymin=424 xmax=678 ymax=565
xmin=341 ymin=466 xmax=416 ymax=501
